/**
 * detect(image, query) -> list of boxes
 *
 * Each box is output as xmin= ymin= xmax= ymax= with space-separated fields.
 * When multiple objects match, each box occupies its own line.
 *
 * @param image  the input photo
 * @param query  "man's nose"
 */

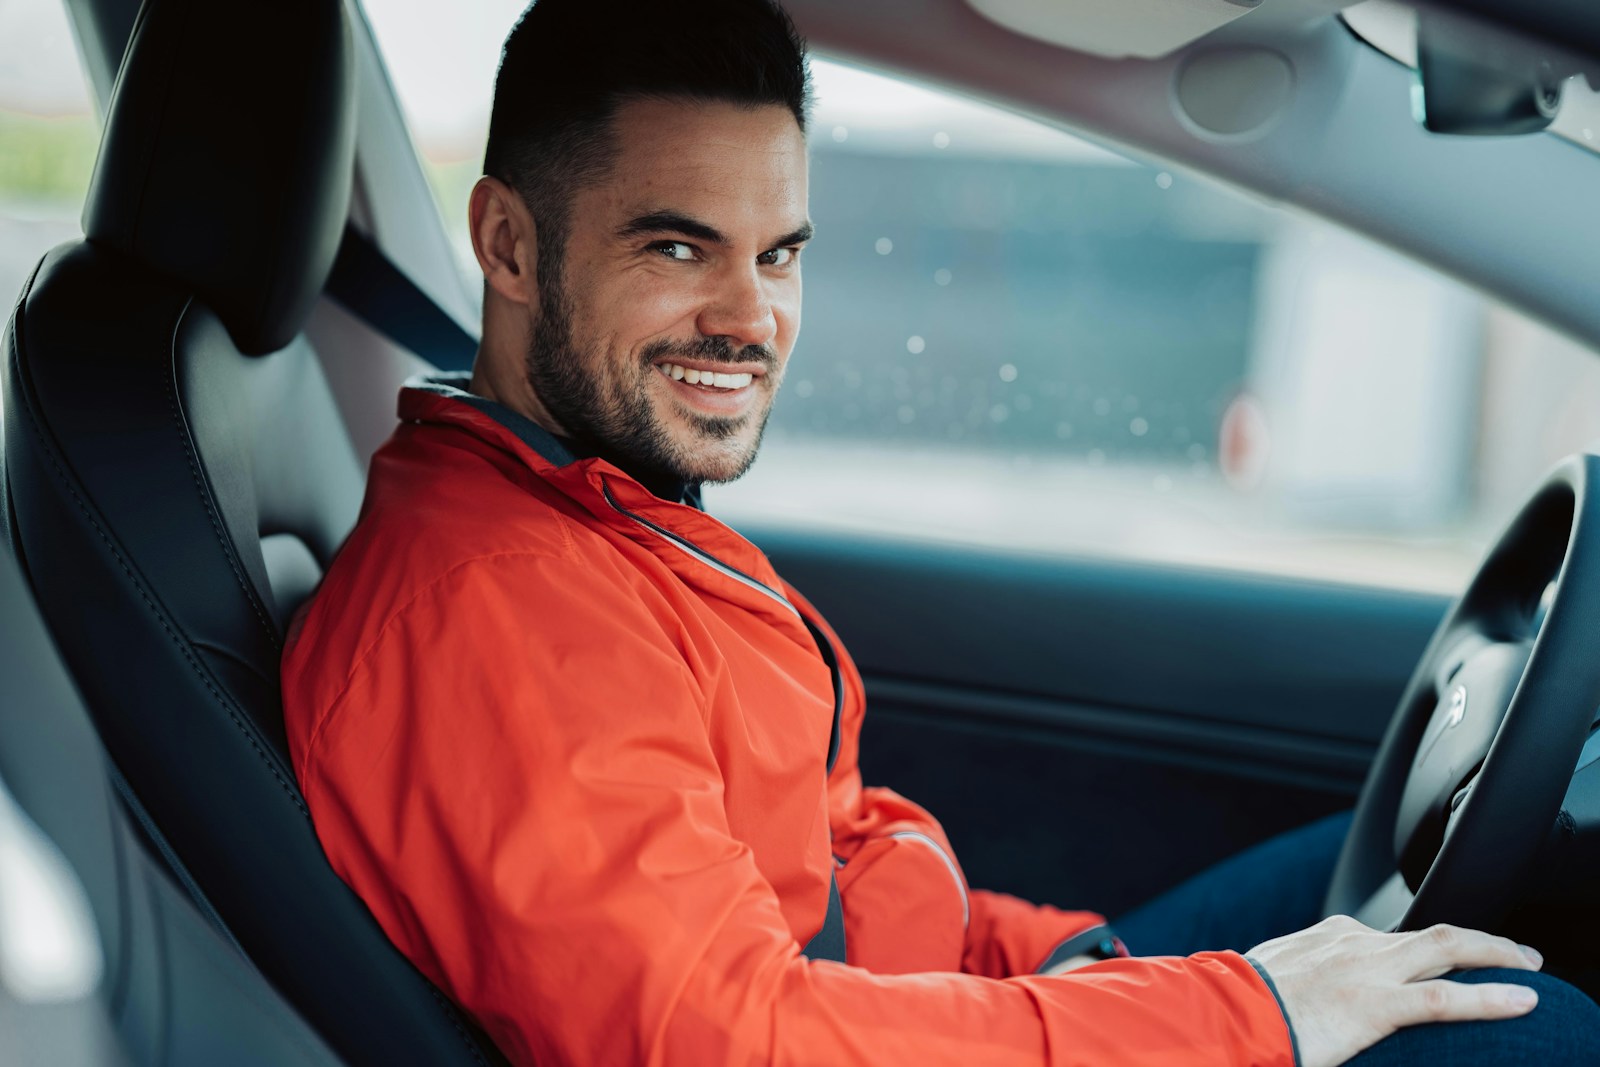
xmin=696 ymin=262 xmax=778 ymax=350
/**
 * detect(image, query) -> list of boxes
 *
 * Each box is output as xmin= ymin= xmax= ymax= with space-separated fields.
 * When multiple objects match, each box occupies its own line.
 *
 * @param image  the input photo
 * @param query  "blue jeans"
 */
xmin=1113 ymin=812 xmax=1600 ymax=1065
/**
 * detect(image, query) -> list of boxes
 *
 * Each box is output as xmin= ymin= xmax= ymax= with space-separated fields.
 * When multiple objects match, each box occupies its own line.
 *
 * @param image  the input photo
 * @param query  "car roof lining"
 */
xmin=962 ymin=0 xmax=1272 ymax=60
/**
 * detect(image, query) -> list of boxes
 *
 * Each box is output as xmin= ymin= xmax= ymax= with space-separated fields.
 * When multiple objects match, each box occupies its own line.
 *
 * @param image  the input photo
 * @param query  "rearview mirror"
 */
xmin=1413 ymin=10 xmax=1566 ymax=135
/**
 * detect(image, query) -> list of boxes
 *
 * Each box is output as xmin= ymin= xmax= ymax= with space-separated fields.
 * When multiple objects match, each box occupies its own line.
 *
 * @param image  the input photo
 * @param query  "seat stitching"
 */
xmin=9 ymin=325 xmax=307 ymax=814
xmin=163 ymin=300 xmax=281 ymax=650
xmin=423 ymin=982 xmax=494 ymax=1067
xmin=11 ymin=290 xmax=498 ymax=1066
xmin=26 ymin=415 xmax=307 ymax=810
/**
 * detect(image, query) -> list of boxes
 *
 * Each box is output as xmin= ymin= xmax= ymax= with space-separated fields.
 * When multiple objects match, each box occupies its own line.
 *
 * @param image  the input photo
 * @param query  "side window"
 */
xmin=708 ymin=62 xmax=1600 ymax=593
xmin=361 ymin=0 xmax=529 ymax=280
xmin=360 ymin=9 xmax=1600 ymax=595
xmin=0 ymin=0 xmax=98 ymax=319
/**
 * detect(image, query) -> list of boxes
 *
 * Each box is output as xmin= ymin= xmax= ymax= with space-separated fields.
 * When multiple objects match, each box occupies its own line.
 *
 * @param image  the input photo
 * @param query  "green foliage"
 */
xmin=0 ymin=111 xmax=99 ymax=203
xmin=421 ymin=156 xmax=479 ymax=232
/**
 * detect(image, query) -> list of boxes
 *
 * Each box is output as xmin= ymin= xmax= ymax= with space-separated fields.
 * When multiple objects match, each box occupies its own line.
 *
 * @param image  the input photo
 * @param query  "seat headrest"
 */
xmin=82 ymin=0 xmax=355 ymax=356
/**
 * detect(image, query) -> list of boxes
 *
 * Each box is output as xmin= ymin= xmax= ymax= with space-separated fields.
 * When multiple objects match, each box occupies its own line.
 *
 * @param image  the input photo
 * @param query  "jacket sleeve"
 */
xmin=295 ymin=554 xmax=1294 ymax=1067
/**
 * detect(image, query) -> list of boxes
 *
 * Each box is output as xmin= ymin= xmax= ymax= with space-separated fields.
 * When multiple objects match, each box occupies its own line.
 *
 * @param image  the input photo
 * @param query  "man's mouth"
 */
xmin=654 ymin=361 xmax=756 ymax=391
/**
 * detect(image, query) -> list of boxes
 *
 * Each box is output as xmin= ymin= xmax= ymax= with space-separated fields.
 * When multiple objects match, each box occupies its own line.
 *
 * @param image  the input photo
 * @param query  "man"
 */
xmin=281 ymin=1 xmax=1594 ymax=1064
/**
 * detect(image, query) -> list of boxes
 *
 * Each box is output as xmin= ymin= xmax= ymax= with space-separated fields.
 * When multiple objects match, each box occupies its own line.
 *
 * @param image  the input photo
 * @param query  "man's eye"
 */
xmin=759 ymin=247 xmax=799 ymax=267
xmin=653 ymin=241 xmax=696 ymax=261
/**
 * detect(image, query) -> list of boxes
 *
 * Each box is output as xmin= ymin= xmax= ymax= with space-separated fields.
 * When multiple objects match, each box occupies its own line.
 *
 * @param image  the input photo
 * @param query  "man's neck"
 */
xmin=467 ymin=353 xmax=700 ymax=506
xmin=453 ymin=377 xmax=698 ymax=507
xmin=469 ymin=356 xmax=568 ymax=440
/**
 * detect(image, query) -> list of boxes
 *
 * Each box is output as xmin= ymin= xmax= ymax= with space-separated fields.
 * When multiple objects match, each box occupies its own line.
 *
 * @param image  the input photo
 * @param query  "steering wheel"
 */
xmin=1324 ymin=452 xmax=1600 ymax=933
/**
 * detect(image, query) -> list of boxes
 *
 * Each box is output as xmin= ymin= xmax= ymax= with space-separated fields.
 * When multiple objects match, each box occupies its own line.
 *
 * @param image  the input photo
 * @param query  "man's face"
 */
xmin=527 ymin=97 xmax=810 ymax=487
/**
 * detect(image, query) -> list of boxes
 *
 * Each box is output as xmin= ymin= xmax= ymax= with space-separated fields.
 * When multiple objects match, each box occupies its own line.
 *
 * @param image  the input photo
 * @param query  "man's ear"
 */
xmin=469 ymin=175 xmax=539 ymax=308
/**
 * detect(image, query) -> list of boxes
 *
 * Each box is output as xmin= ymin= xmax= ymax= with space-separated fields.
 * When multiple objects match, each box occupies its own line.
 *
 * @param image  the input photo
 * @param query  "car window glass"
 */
xmin=362 ymin=0 xmax=528 ymax=280
xmin=0 ymin=0 xmax=97 ymax=350
xmin=363 ymin=1 xmax=1600 ymax=593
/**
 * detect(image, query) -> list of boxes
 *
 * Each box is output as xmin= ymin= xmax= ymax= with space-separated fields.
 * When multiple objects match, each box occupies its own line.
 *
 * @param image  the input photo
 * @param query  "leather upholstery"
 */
xmin=1 ymin=0 xmax=505 ymax=1062
xmin=82 ymin=0 xmax=355 ymax=356
xmin=0 ymin=537 xmax=341 ymax=1067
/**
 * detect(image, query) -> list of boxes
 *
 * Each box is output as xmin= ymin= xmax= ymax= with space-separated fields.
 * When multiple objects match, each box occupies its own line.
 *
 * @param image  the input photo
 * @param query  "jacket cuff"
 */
xmin=1243 ymin=955 xmax=1303 ymax=1067
xmin=1035 ymin=924 xmax=1129 ymax=974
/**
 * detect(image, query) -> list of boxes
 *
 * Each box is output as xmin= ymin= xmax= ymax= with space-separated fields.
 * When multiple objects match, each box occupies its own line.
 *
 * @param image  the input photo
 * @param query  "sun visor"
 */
xmin=965 ymin=0 xmax=1266 ymax=59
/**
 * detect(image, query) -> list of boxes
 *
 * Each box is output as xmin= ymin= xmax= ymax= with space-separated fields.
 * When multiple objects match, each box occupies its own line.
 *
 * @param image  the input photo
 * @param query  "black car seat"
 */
xmin=0 ymin=542 xmax=342 ymax=1067
xmin=1 ymin=0 xmax=503 ymax=1063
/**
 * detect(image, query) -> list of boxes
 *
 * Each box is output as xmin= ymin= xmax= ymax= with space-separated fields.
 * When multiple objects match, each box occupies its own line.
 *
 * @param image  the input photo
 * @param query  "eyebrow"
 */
xmin=773 ymin=222 xmax=815 ymax=248
xmin=616 ymin=211 xmax=814 ymax=250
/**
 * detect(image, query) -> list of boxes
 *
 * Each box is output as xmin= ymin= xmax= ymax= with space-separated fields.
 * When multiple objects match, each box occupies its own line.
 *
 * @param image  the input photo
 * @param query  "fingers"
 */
xmin=1246 ymin=917 xmax=1551 ymax=1067
xmin=1385 ymin=924 xmax=1542 ymax=979
xmin=1389 ymin=978 xmax=1539 ymax=1027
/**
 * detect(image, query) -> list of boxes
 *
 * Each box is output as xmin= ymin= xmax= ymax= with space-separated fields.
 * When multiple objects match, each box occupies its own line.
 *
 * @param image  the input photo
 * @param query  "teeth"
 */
xmin=656 ymin=363 xmax=754 ymax=390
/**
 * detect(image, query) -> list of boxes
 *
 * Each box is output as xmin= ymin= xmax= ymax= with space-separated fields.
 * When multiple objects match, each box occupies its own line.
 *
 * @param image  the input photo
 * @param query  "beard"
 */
xmin=523 ymin=263 xmax=780 ymax=488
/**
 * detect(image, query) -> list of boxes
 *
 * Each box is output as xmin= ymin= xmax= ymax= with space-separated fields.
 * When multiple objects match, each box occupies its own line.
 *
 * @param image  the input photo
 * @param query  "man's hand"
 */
xmin=1248 ymin=915 xmax=1542 ymax=1067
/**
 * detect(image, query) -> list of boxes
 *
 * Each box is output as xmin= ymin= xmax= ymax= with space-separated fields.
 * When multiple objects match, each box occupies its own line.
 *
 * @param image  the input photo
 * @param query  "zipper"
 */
xmin=889 ymin=831 xmax=971 ymax=929
xmin=600 ymin=477 xmax=800 ymax=620
xmin=601 ymin=474 xmax=842 ymax=817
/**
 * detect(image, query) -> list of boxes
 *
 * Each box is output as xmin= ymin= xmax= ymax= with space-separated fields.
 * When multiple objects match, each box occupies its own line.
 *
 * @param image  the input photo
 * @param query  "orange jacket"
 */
xmin=282 ymin=377 xmax=1296 ymax=1066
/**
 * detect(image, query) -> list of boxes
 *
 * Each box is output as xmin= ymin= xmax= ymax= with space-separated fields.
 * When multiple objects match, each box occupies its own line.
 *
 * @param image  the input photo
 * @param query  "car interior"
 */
xmin=3 ymin=0 xmax=1600 ymax=1063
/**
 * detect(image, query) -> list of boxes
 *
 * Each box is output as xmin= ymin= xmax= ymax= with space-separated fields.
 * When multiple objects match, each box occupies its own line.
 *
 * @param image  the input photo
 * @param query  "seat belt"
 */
xmin=801 ymin=617 xmax=849 ymax=964
xmin=322 ymin=222 xmax=851 ymax=965
xmin=324 ymin=225 xmax=479 ymax=371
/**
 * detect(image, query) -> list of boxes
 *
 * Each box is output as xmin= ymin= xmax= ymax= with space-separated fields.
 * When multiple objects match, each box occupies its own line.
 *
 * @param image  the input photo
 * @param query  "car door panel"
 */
xmin=747 ymin=523 xmax=1449 ymax=915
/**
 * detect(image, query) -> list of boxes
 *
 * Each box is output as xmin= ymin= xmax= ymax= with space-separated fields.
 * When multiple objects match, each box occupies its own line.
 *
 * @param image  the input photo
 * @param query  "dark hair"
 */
xmin=484 ymin=0 xmax=811 ymax=282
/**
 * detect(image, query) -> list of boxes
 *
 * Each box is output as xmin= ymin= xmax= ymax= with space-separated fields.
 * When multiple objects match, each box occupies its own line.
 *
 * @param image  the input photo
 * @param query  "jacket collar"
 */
xmin=406 ymin=372 xmax=704 ymax=508
xmin=398 ymin=373 xmax=781 ymax=596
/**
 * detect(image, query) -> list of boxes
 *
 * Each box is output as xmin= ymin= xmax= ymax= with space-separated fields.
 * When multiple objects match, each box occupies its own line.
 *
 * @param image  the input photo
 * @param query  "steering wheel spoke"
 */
xmin=1325 ymin=454 xmax=1600 ymax=933
xmin=1392 ymin=641 xmax=1528 ymax=888
xmin=1354 ymin=872 xmax=1415 ymax=932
